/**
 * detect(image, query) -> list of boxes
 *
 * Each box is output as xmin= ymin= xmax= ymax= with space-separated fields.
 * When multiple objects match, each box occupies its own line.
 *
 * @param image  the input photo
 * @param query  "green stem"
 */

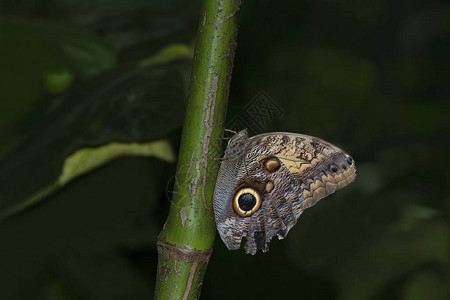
xmin=154 ymin=0 xmax=241 ymax=299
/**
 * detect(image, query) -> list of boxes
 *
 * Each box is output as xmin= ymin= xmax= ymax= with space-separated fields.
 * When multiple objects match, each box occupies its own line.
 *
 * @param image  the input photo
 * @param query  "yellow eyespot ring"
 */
xmin=233 ymin=187 xmax=262 ymax=217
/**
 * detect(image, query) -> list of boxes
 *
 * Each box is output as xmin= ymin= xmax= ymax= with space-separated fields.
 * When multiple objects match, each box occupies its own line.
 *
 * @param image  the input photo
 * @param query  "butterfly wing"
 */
xmin=213 ymin=132 xmax=356 ymax=255
xmin=214 ymin=142 xmax=303 ymax=255
xmin=248 ymin=133 xmax=356 ymax=209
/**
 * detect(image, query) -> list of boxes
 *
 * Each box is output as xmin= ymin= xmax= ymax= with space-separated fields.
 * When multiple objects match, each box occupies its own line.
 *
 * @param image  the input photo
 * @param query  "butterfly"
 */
xmin=213 ymin=129 xmax=356 ymax=255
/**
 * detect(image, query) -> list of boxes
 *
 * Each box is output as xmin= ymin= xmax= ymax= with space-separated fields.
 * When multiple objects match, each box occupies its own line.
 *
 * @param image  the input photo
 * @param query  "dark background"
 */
xmin=0 ymin=0 xmax=449 ymax=299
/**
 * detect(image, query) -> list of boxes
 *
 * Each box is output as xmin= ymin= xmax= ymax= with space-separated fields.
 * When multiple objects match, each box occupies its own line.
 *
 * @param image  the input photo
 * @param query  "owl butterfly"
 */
xmin=213 ymin=129 xmax=356 ymax=255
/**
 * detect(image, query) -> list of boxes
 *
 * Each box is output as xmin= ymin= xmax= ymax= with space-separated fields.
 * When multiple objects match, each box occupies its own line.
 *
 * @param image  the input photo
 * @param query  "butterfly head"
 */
xmin=224 ymin=129 xmax=249 ymax=158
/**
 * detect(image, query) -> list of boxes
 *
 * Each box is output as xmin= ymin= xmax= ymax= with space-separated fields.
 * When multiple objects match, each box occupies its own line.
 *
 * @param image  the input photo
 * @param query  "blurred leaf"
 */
xmin=0 ymin=156 xmax=163 ymax=299
xmin=59 ymin=140 xmax=175 ymax=185
xmin=140 ymin=43 xmax=193 ymax=66
xmin=70 ymin=8 xmax=198 ymax=63
xmin=49 ymin=30 xmax=116 ymax=78
xmin=285 ymin=187 xmax=404 ymax=273
xmin=336 ymin=219 xmax=449 ymax=300
xmin=59 ymin=0 xmax=185 ymax=14
xmin=0 ymin=19 xmax=116 ymax=131
xmin=44 ymin=69 xmax=76 ymax=94
xmin=0 ymin=19 xmax=68 ymax=131
xmin=402 ymin=270 xmax=450 ymax=300
xmin=395 ymin=204 xmax=442 ymax=231
xmin=0 ymin=62 xmax=188 ymax=220
xmin=400 ymin=103 xmax=449 ymax=135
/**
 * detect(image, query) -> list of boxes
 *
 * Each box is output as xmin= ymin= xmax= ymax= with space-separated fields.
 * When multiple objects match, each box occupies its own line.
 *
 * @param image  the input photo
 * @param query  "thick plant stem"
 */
xmin=154 ymin=0 xmax=241 ymax=299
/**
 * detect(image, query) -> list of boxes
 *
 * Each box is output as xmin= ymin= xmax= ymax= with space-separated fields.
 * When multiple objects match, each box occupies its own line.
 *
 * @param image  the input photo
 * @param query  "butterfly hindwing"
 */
xmin=213 ymin=129 xmax=356 ymax=255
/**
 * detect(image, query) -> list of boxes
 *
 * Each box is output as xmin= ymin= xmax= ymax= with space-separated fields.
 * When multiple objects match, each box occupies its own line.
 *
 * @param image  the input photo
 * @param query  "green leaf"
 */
xmin=48 ymin=30 xmax=116 ymax=78
xmin=0 ymin=155 xmax=163 ymax=299
xmin=140 ymin=43 xmax=193 ymax=66
xmin=0 ymin=19 xmax=116 ymax=131
xmin=44 ymin=70 xmax=76 ymax=94
xmin=0 ymin=63 xmax=188 ymax=220
xmin=59 ymin=140 xmax=175 ymax=185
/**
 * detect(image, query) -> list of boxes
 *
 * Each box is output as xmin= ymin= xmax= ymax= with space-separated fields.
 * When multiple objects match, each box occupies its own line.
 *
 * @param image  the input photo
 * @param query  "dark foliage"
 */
xmin=0 ymin=0 xmax=448 ymax=299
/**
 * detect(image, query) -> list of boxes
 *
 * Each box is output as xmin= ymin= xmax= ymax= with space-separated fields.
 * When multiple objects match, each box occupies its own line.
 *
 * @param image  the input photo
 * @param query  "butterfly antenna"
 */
xmin=224 ymin=129 xmax=237 ymax=134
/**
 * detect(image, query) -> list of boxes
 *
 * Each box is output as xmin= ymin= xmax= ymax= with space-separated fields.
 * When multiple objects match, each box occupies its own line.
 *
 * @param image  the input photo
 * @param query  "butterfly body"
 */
xmin=213 ymin=129 xmax=356 ymax=255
